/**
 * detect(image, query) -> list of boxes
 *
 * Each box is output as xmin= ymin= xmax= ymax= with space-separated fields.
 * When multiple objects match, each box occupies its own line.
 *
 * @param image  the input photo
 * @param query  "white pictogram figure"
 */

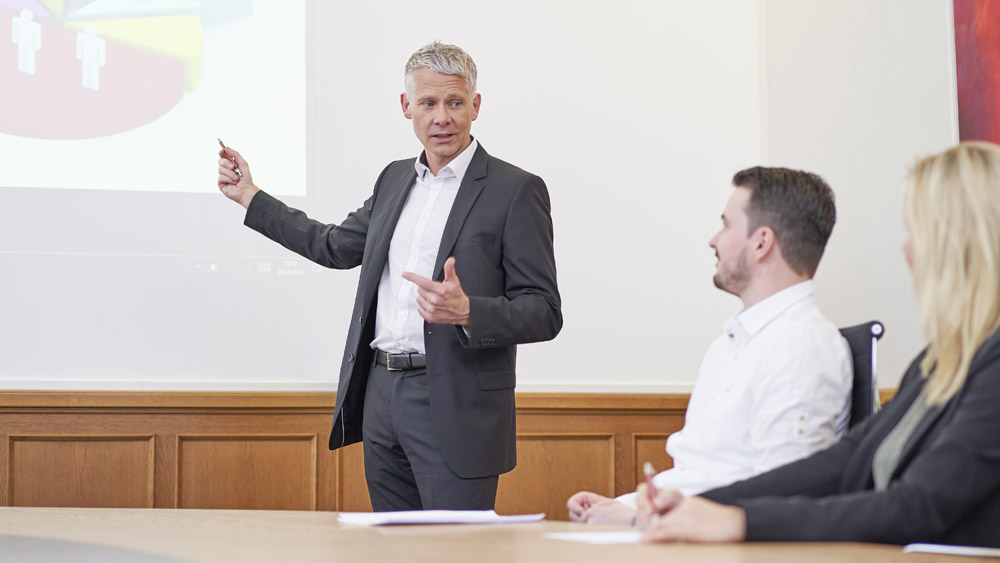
xmin=76 ymin=26 xmax=106 ymax=91
xmin=12 ymin=9 xmax=41 ymax=75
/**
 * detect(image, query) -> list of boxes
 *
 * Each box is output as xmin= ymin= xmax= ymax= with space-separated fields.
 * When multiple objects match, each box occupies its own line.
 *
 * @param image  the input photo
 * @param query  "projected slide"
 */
xmin=3 ymin=1 xmax=206 ymax=139
xmin=0 ymin=1 xmax=306 ymax=194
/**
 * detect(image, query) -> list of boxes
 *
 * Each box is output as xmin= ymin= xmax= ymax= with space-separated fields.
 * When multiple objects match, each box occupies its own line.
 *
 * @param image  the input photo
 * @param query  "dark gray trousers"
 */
xmin=361 ymin=361 xmax=499 ymax=511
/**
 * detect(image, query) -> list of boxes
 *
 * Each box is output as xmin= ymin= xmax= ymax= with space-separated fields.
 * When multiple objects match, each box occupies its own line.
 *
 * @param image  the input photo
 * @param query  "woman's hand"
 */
xmin=636 ymin=484 xmax=747 ymax=543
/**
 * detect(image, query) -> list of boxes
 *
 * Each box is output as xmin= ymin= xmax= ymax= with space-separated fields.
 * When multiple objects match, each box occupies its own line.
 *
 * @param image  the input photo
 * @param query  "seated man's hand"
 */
xmin=566 ymin=491 xmax=608 ymax=522
xmin=583 ymin=499 xmax=636 ymax=525
xmin=567 ymin=491 xmax=636 ymax=525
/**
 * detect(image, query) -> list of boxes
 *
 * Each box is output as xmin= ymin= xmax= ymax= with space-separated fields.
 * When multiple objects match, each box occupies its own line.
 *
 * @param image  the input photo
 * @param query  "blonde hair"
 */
xmin=905 ymin=141 xmax=1000 ymax=404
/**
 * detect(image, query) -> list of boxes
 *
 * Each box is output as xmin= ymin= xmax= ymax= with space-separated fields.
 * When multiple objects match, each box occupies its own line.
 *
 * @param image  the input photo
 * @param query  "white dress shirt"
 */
xmin=619 ymin=280 xmax=852 ymax=507
xmin=370 ymin=140 xmax=478 ymax=354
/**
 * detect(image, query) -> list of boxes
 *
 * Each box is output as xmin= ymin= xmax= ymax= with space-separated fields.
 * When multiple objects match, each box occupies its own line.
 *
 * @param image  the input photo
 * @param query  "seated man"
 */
xmin=568 ymin=166 xmax=852 ymax=525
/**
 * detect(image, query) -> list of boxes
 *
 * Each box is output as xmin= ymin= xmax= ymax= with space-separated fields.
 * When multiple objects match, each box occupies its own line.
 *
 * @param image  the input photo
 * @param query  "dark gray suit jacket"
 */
xmin=244 ymin=144 xmax=562 ymax=478
xmin=702 ymin=328 xmax=1000 ymax=546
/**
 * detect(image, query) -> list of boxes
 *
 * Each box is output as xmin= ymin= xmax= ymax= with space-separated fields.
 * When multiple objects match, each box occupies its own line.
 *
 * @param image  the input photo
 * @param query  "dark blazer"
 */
xmin=702 ymin=328 xmax=1000 ymax=546
xmin=243 ymin=144 xmax=562 ymax=478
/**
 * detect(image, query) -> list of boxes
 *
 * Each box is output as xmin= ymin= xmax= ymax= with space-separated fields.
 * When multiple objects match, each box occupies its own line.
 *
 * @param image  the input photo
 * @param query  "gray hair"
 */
xmin=404 ymin=41 xmax=477 ymax=100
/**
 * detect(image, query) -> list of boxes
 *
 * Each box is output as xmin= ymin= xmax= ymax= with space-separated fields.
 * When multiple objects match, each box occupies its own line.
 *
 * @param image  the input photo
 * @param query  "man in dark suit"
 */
xmin=216 ymin=42 xmax=561 ymax=511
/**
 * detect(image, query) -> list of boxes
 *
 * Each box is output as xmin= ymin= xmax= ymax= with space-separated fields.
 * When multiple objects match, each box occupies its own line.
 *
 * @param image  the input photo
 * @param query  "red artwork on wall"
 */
xmin=955 ymin=0 xmax=1000 ymax=142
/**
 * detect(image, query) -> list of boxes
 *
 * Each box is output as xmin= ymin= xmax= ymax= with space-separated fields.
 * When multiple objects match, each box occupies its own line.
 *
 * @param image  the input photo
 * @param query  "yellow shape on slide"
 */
xmin=65 ymin=15 xmax=203 ymax=92
xmin=38 ymin=0 xmax=66 ymax=20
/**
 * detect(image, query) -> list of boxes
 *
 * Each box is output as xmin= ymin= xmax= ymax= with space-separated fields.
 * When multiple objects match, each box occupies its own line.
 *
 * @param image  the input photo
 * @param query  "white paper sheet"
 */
xmin=903 ymin=543 xmax=1000 ymax=558
xmin=544 ymin=531 xmax=642 ymax=544
xmin=337 ymin=510 xmax=545 ymax=526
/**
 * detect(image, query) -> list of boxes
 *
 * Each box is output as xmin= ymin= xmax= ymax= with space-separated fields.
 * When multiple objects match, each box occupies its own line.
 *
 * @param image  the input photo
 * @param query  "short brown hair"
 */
xmin=732 ymin=166 xmax=836 ymax=277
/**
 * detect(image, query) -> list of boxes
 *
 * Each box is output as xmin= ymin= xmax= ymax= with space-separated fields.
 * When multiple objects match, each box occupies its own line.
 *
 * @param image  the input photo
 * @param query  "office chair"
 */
xmin=839 ymin=321 xmax=885 ymax=428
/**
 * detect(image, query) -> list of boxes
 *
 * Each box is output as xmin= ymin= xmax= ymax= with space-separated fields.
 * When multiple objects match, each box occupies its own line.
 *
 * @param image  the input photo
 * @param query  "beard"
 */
xmin=713 ymin=249 xmax=751 ymax=296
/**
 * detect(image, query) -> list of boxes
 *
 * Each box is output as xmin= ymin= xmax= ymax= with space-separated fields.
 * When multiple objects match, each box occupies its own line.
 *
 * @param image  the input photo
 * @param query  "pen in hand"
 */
xmin=217 ymin=137 xmax=243 ymax=177
xmin=644 ymin=461 xmax=660 ymax=525
xmin=644 ymin=461 xmax=657 ymax=501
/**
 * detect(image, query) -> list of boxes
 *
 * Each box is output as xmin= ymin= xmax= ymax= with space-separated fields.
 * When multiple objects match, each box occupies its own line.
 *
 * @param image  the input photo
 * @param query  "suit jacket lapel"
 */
xmin=432 ymin=144 xmax=489 ymax=280
xmin=897 ymin=399 xmax=948 ymax=464
xmin=879 ymin=333 xmax=1000 ymax=482
xmin=896 ymin=331 xmax=1000 ymax=464
xmin=360 ymin=165 xmax=417 ymax=299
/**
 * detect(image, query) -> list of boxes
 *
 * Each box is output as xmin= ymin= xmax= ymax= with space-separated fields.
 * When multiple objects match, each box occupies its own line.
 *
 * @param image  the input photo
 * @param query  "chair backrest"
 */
xmin=839 ymin=321 xmax=885 ymax=428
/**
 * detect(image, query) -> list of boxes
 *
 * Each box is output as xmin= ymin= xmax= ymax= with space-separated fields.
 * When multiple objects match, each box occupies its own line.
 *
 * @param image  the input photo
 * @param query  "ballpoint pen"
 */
xmin=644 ymin=461 xmax=660 ymax=525
xmin=217 ymin=137 xmax=243 ymax=177
xmin=644 ymin=461 xmax=657 ymax=502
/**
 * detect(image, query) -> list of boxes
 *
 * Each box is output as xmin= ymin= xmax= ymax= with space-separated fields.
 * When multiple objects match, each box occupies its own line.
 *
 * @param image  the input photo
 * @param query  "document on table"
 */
xmin=337 ymin=510 xmax=545 ymax=526
xmin=903 ymin=543 xmax=1000 ymax=558
xmin=544 ymin=531 xmax=642 ymax=545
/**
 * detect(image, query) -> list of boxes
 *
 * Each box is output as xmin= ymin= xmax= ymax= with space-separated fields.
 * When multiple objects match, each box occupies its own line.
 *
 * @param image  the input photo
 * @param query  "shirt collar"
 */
xmin=724 ymin=280 xmax=816 ymax=339
xmin=414 ymin=138 xmax=479 ymax=182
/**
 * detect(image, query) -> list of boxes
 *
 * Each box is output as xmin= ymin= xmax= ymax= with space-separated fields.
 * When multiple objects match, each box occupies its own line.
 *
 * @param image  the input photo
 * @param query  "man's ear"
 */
xmin=471 ymin=93 xmax=481 ymax=121
xmin=752 ymin=226 xmax=777 ymax=262
xmin=401 ymin=93 xmax=412 ymax=119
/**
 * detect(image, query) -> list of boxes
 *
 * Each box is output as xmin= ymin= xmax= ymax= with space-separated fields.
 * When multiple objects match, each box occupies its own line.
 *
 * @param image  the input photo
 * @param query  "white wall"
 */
xmin=0 ymin=0 xmax=958 ymax=391
xmin=761 ymin=0 xmax=957 ymax=387
xmin=310 ymin=0 xmax=763 ymax=392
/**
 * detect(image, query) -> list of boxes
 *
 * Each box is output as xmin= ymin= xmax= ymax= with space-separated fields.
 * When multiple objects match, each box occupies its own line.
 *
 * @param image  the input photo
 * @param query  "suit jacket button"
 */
xmin=348 ymin=354 xmax=355 ymax=363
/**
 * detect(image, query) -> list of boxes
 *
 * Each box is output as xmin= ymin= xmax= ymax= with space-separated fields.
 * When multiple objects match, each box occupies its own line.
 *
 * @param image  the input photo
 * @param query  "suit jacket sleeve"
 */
xmin=702 ymin=340 xmax=1000 ymax=544
xmin=461 ymin=173 xmax=561 ymax=348
xmin=241 ymin=165 xmax=392 ymax=269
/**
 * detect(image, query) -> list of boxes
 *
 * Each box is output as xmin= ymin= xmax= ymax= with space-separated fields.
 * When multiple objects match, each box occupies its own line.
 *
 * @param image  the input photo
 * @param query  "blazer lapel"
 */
xmin=896 ymin=331 xmax=1000 ymax=466
xmin=896 ymin=397 xmax=948 ymax=465
xmin=360 ymin=165 xmax=417 ymax=299
xmin=432 ymin=145 xmax=489 ymax=280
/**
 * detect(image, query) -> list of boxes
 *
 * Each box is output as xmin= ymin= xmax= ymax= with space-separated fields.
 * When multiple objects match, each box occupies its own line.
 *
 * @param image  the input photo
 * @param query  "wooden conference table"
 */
xmin=0 ymin=507 xmax=991 ymax=563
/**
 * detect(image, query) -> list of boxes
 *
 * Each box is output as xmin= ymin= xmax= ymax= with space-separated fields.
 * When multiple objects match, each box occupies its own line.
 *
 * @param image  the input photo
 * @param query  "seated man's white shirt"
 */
xmin=619 ymin=280 xmax=851 ymax=507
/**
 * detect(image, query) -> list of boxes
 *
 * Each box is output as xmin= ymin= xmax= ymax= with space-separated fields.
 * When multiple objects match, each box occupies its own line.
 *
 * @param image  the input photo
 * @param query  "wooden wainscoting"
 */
xmin=0 ymin=393 xmax=342 ymax=511
xmin=0 ymin=391 xmax=901 ymax=518
xmin=497 ymin=394 xmax=687 ymax=520
xmin=0 ymin=392 xmax=688 ymax=519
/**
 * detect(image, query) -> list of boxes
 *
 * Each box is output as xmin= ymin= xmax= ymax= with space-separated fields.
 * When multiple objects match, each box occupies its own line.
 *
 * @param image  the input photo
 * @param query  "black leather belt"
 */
xmin=375 ymin=350 xmax=427 ymax=371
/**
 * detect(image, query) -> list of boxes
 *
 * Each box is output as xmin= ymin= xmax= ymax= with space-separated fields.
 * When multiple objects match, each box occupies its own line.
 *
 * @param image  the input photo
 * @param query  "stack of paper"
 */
xmin=337 ymin=510 xmax=545 ymax=526
xmin=544 ymin=531 xmax=642 ymax=544
xmin=903 ymin=543 xmax=1000 ymax=558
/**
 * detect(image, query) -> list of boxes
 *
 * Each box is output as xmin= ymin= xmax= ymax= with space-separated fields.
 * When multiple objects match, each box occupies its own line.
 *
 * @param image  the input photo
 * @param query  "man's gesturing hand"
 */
xmin=217 ymin=146 xmax=259 ymax=209
xmin=402 ymin=257 xmax=471 ymax=326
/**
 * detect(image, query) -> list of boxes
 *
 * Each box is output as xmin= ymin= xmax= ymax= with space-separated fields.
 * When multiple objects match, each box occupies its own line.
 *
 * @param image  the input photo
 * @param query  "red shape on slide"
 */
xmin=954 ymin=0 xmax=1000 ymax=142
xmin=1 ymin=17 xmax=185 ymax=140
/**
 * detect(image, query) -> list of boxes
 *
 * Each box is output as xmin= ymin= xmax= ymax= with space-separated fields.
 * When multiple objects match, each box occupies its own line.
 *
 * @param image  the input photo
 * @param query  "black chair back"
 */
xmin=839 ymin=321 xmax=885 ymax=428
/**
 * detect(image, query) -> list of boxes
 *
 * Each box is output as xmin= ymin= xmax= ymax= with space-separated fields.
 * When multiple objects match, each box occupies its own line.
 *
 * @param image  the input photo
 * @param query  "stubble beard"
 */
xmin=713 ymin=250 xmax=751 ymax=297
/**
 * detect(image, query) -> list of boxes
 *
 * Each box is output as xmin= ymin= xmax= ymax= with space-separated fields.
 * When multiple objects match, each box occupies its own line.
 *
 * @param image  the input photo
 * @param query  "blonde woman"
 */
xmin=637 ymin=141 xmax=1000 ymax=547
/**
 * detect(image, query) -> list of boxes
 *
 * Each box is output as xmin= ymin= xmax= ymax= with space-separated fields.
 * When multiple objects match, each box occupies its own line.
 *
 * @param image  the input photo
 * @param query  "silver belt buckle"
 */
xmin=386 ymin=352 xmax=405 ymax=371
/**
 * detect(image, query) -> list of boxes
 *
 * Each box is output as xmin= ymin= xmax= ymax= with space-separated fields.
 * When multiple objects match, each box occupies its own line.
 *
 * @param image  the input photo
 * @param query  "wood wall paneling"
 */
xmin=497 ymin=433 xmax=614 ymax=521
xmin=335 ymin=442 xmax=371 ymax=512
xmin=632 ymin=434 xmax=674 ymax=488
xmin=8 ymin=435 xmax=154 ymax=508
xmin=0 ymin=391 xmax=721 ymax=518
xmin=177 ymin=435 xmax=317 ymax=510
